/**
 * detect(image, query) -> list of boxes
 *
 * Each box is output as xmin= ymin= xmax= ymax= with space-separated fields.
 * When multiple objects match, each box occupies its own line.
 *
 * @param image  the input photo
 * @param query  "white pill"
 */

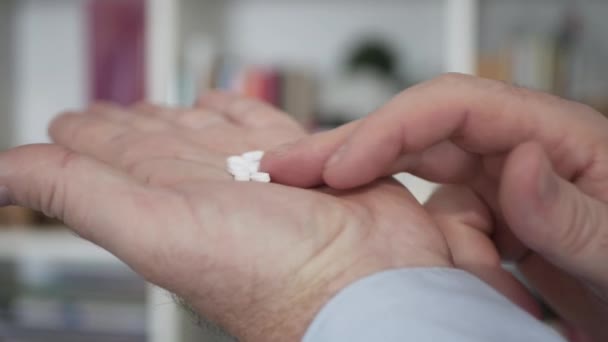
xmin=250 ymin=172 xmax=271 ymax=183
xmin=228 ymin=155 xmax=246 ymax=163
xmin=247 ymin=161 xmax=260 ymax=173
xmin=234 ymin=172 xmax=251 ymax=182
xmin=227 ymin=164 xmax=249 ymax=176
xmin=227 ymin=156 xmax=248 ymax=168
xmin=242 ymin=150 xmax=264 ymax=162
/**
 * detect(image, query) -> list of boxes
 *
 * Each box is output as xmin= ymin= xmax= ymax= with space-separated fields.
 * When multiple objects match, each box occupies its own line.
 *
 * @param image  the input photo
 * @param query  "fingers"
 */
xmin=94 ymin=101 xmax=231 ymax=132
xmin=89 ymin=102 xmax=132 ymax=123
xmin=426 ymin=185 xmax=541 ymax=317
xmin=198 ymin=91 xmax=302 ymax=129
xmin=0 ymin=144 xmax=223 ymax=291
xmin=49 ymin=111 xmax=128 ymax=162
xmin=0 ymin=144 xmax=165 ymax=255
xmin=324 ymin=74 xmax=601 ymax=188
xmin=49 ymin=110 xmax=227 ymax=182
xmin=127 ymin=158 xmax=230 ymax=186
xmin=500 ymin=142 xmax=608 ymax=288
xmin=130 ymin=102 xmax=230 ymax=130
xmin=264 ymin=74 xmax=604 ymax=189
xmin=263 ymin=122 xmax=480 ymax=188
xmin=262 ymin=122 xmax=358 ymax=187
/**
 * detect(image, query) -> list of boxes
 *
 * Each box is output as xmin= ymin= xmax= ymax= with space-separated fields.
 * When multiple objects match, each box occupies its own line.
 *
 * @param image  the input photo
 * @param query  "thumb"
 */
xmin=0 ymin=144 xmax=164 ymax=261
xmin=500 ymin=142 xmax=608 ymax=288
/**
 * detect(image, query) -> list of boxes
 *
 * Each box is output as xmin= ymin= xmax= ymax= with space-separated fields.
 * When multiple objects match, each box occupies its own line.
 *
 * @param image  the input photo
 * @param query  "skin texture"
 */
xmin=263 ymin=73 xmax=608 ymax=342
xmin=0 ymin=92 xmax=454 ymax=341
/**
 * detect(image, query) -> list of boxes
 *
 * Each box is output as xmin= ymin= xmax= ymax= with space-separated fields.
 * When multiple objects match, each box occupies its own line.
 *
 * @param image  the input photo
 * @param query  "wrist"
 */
xmin=242 ymin=248 xmax=452 ymax=341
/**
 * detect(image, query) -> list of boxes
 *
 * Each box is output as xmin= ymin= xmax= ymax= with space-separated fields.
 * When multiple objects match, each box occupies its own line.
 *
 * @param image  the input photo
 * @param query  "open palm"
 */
xmin=0 ymin=92 xmax=452 ymax=341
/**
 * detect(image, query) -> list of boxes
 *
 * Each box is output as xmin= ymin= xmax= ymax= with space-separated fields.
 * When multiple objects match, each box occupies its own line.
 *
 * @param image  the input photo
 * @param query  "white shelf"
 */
xmin=0 ymin=228 xmax=120 ymax=264
xmin=144 ymin=3 xmax=183 ymax=341
xmin=146 ymin=0 xmax=180 ymax=104
xmin=147 ymin=286 xmax=182 ymax=342
xmin=445 ymin=0 xmax=479 ymax=74
xmin=10 ymin=0 xmax=88 ymax=147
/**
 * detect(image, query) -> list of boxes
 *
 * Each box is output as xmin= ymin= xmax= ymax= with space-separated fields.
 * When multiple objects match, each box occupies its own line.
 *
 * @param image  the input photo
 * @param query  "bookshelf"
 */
xmin=2 ymin=0 xmax=607 ymax=341
xmin=0 ymin=228 xmax=147 ymax=341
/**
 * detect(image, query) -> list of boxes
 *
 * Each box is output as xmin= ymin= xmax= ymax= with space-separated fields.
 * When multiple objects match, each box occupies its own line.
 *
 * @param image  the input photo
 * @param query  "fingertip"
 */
xmin=48 ymin=111 xmax=77 ymax=136
xmin=500 ymin=142 xmax=556 ymax=251
xmin=500 ymin=142 xmax=547 ymax=211
xmin=263 ymin=125 xmax=359 ymax=188
xmin=261 ymin=141 xmax=325 ymax=188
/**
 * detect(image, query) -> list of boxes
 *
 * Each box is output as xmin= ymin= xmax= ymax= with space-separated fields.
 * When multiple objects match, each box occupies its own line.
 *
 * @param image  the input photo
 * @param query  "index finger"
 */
xmin=263 ymin=74 xmax=605 ymax=189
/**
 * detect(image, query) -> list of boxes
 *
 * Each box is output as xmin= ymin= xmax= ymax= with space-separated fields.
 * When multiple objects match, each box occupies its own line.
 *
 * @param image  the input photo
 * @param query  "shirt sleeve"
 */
xmin=303 ymin=268 xmax=566 ymax=342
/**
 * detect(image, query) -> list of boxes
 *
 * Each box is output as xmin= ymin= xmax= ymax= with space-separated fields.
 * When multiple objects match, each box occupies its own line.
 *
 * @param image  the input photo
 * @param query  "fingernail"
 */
xmin=538 ymin=157 xmax=559 ymax=203
xmin=327 ymin=144 xmax=349 ymax=166
xmin=0 ymin=186 xmax=11 ymax=207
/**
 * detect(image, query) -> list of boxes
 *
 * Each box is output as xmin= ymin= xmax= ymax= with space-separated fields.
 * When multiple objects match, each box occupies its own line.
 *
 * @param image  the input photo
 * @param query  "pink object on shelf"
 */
xmin=89 ymin=0 xmax=145 ymax=105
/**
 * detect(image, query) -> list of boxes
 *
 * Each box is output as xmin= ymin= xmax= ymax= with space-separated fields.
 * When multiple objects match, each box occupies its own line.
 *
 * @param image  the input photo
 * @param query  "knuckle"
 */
xmin=228 ymin=97 xmax=262 ymax=116
xmin=432 ymin=73 xmax=532 ymax=104
xmin=56 ymin=149 xmax=82 ymax=170
xmin=176 ymin=110 xmax=203 ymax=125
xmin=48 ymin=111 xmax=79 ymax=135
xmin=47 ymin=116 xmax=68 ymax=140
xmin=172 ymin=110 xmax=189 ymax=123
xmin=436 ymin=72 xmax=472 ymax=84
xmin=496 ymin=81 xmax=551 ymax=105
xmin=87 ymin=101 xmax=117 ymax=113
xmin=428 ymin=73 xmax=478 ymax=90
xmin=41 ymin=149 xmax=82 ymax=218
xmin=492 ymin=80 xmax=570 ymax=111
xmin=131 ymin=116 xmax=167 ymax=132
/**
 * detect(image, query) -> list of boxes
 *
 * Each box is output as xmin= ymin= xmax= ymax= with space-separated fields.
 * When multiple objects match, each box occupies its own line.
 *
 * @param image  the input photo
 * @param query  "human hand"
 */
xmin=0 ymin=92 xmax=451 ymax=341
xmin=425 ymin=185 xmax=600 ymax=342
xmin=262 ymin=74 xmax=608 ymax=341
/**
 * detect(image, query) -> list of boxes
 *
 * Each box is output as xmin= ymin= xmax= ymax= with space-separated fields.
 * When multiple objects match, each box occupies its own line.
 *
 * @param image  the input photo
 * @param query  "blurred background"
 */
xmin=0 ymin=0 xmax=607 ymax=341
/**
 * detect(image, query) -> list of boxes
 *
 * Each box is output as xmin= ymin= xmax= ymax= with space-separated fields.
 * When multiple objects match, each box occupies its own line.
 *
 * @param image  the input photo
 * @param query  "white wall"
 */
xmin=12 ymin=0 xmax=87 ymax=146
xmin=182 ymin=0 xmax=446 ymax=83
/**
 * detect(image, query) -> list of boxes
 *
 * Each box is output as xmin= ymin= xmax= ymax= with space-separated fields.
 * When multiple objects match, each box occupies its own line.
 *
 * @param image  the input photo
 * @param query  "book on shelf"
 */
xmin=89 ymin=0 xmax=145 ymax=106
xmin=179 ymin=46 xmax=318 ymax=128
